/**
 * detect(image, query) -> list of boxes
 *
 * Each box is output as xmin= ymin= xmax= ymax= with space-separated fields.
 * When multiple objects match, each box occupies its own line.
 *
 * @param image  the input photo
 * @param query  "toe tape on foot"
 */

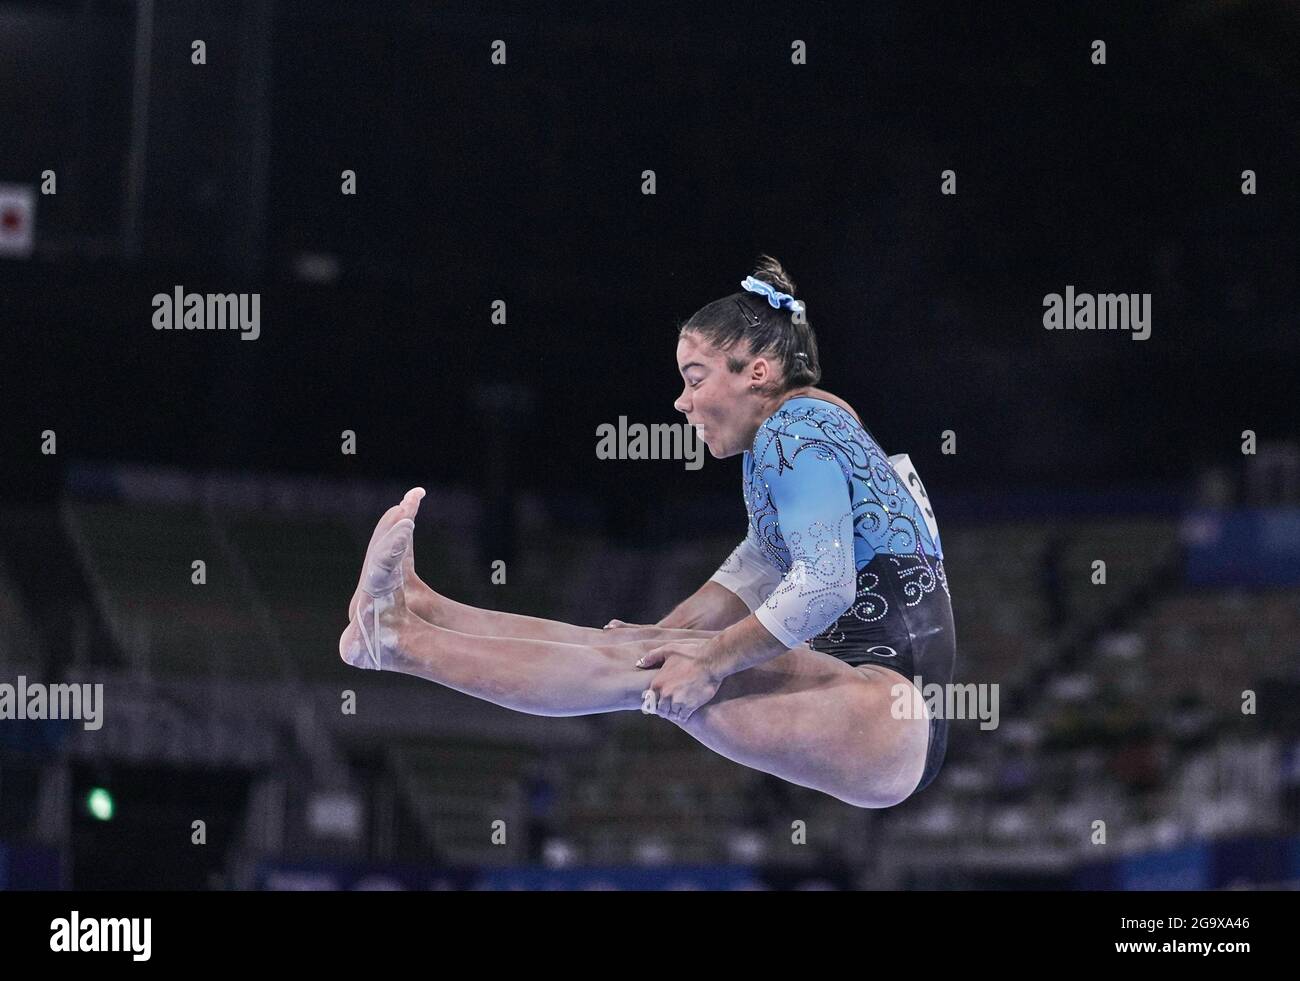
xmin=358 ymin=590 xmax=399 ymax=671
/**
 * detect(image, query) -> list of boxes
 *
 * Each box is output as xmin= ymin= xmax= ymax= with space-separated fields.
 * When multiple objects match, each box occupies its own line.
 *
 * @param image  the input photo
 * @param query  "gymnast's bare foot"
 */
xmin=348 ymin=488 xmax=425 ymax=621
xmin=340 ymin=517 xmax=414 ymax=670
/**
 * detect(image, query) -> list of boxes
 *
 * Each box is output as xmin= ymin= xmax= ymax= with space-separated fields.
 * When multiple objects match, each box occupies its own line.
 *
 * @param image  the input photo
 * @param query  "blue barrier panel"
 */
xmin=1211 ymin=835 xmax=1291 ymax=888
xmin=1183 ymin=508 xmax=1300 ymax=586
xmin=255 ymin=861 xmax=763 ymax=891
xmin=256 ymin=860 xmax=471 ymax=891
xmin=471 ymin=865 xmax=762 ymax=891
xmin=0 ymin=841 xmax=61 ymax=890
xmin=1118 ymin=843 xmax=1210 ymax=890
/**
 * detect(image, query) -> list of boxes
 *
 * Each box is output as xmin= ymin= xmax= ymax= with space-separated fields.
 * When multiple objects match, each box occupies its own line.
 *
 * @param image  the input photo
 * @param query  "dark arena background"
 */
xmin=1 ymin=0 xmax=1298 ymax=949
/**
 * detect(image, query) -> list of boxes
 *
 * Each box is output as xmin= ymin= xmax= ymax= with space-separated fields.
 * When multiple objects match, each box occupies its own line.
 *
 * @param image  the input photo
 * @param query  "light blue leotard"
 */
xmin=708 ymin=396 xmax=955 ymax=796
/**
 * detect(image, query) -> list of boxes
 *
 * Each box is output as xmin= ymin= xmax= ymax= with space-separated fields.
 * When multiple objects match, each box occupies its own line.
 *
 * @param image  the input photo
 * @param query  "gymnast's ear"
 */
xmin=746 ymin=354 xmax=778 ymax=389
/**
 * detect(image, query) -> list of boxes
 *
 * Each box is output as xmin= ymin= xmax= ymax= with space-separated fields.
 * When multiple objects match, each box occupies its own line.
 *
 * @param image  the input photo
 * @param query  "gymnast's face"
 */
xmin=674 ymin=332 xmax=778 ymax=458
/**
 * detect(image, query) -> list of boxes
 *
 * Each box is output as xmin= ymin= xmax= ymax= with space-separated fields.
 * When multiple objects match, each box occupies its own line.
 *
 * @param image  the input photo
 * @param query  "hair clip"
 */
xmin=733 ymin=298 xmax=761 ymax=328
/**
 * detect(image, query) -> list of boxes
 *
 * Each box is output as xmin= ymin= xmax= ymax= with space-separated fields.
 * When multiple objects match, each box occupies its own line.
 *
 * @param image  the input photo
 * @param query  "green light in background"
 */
xmin=86 ymin=787 xmax=114 ymax=821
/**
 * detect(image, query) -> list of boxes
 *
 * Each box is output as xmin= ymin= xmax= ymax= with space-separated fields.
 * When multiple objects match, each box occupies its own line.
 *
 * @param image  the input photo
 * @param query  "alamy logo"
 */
xmin=152 ymin=285 xmax=261 ymax=340
xmin=596 ymin=417 xmax=704 ymax=471
xmin=891 ymin=676 xmax=1000 ymax=730
xmin=1042 ymin=286 xmax=1150 ymax=340
xmin=0 ymin=676 xmax=103 ymax=730
xmin=50 ymin=911 xmax=151 ymax=961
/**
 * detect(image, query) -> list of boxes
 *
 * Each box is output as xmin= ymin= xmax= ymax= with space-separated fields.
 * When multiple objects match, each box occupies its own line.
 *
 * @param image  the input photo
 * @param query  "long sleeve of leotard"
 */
xmin=750 ymin=422 xmax=858 ymax=649
xmin=708 ymin=527 xmax=785 ymax=613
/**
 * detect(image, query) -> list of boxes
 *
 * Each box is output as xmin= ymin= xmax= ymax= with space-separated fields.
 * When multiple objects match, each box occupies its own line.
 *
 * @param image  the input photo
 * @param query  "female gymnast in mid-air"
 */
xmin=340 ymin=256 xmax=956 ymax=808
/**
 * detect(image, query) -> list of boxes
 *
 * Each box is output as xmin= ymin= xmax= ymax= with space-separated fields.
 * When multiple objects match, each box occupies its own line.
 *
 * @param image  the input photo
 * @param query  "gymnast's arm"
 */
xmin=656 ymin=580 xmax=752 ymax=631
xmin=656 ymin=526 xmax=786 ymax=630
xmin=700 ymin=435 xmax=857 ymax=680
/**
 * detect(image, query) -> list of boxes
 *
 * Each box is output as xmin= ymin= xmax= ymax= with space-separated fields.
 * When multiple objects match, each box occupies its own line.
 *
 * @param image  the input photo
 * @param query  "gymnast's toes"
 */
xmin=362 ymin=518 xmax=414 ymax=597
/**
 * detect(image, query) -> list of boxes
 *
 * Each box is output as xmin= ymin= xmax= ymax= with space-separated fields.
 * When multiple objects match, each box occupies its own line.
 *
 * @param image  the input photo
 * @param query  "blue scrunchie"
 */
xmin=740 ymin=275 xmax=805 ymax=315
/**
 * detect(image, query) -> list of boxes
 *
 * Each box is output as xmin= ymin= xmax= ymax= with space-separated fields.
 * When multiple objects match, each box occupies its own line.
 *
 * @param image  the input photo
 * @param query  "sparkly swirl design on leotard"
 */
xmin=757 ymin=511 xmax=857 ymax=646
xmin=742 ymin=398 xmax=948 ymax=648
